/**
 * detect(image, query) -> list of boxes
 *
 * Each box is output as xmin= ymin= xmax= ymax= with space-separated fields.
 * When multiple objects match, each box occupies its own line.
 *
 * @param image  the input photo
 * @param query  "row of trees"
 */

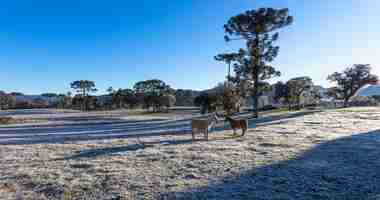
xmin=3 ymin=62 xmax=376 ymax=112
xmin=2 ymin=63 xmax=376 ymax=113
xmin=0 ymin=92 xmax=66 ymax=110
xmin=194 ymin=76 xmax=318 ymax=114
xmin=66 ymin=79 xmax=177 ymax=112
xmin=0 ymin=79 xmax=201 ymax=111
xmin=195 ymin=63 xmax=378 ymax=116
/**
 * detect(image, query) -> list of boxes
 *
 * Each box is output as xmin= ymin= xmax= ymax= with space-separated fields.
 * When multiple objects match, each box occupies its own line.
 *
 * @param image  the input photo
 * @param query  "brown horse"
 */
xmin=225 ymin=116 xmax=248 ymax=136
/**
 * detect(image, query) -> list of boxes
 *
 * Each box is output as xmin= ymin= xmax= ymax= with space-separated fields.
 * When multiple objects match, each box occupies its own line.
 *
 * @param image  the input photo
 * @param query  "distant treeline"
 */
xmin=0 ymin=79 xmax=201 ymax=111
xmin=1 ymin=65 xmax=379 ymax=113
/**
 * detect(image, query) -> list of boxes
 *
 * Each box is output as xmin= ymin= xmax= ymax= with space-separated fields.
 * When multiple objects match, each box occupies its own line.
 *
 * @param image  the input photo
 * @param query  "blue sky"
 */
xmin=1 ymin=0 xmax=379 ymax=94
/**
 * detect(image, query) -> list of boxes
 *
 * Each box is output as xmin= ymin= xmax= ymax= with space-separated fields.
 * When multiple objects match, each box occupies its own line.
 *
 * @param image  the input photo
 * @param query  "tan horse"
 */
xmin=191 ymin=113 xmax=219 ymax=141
xmin=225 ymin=116 xmax=248 ymax=136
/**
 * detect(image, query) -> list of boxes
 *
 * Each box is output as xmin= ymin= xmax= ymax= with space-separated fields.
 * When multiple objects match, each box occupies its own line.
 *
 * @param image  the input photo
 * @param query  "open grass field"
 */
xmin=1 ymin=107 xmax=380 ymax=199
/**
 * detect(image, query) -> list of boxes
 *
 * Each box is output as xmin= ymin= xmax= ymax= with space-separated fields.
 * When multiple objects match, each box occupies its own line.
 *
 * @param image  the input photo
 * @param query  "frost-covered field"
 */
xmin=1 ymin=107 xmax=380 ymax=199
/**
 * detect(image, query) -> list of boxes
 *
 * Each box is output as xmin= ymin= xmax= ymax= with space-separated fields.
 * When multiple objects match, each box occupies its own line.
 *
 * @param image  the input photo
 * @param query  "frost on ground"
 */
xmin=1 ymin=107 xmax=380 ymax=199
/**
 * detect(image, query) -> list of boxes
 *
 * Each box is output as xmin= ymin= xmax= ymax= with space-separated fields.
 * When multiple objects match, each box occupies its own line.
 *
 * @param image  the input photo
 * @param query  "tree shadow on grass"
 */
xmin=60 ymin=134 xmax=243 ymax=160
xmin=61 ymin=144 xmax=147 ymax=160
xmin=161 ymin=129 xmax=380 ymax=200
xmin=0 ymin=110 xmax=319 ymax=145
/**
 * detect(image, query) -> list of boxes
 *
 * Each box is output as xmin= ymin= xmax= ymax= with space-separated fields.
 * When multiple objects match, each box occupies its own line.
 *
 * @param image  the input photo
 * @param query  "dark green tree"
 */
xmin=215 ymin=53 xmax=240 ymax=83
xmin=158 ymin=94 xmax=176 ymax=111
xmin=327 ymin=64 xmax=378 ymax=107
xmin=133 ymin=79 xmax=173 ymax=112
xmin=373 ymin=95 xmax=380 ymax=103
xmin=286 ymin=76 xmax=313 ymax=110
xmin=194 ymin=91 xmax=223 ymax=114
xmin=41 ymin=93 xmax=58 ymax=98
xmin=0 ymin=92 xmax=16 ymax=110
xmin=223 ymin=8 xmax=293 ymax=117
xmin=56 ymin=93 xmax=72 ymax=109
xmin=70 ymin=80 xmax=97 ymax=111
xmin=112 ymin=88 xmax=136 ymax=109
xmin=107 ymin=87 xmax=114 ymax=95
xmin=175 ymin=89 xmax=200 ymax=106
xmin=273 ymin=81 xmax=288 ymax=103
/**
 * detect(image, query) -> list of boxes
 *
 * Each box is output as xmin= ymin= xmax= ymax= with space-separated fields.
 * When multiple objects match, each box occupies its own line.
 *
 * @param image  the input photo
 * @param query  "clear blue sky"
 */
xmin=1 ymin=0 xmax=379 ymax=94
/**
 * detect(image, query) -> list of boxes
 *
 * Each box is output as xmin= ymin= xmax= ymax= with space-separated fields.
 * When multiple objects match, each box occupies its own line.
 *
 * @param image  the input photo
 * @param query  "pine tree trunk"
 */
xmin=297 ymin=96 xmax=301 ymax=110
xmin=251 ymin=36 xmax=260 ymax=118
xmin=343 ymin=98 xmax=349 ymax=108
xmin=82 ymin=88 xmax=86 ymax=111
xmin=252 ymin=93 xmax=258 ymax=118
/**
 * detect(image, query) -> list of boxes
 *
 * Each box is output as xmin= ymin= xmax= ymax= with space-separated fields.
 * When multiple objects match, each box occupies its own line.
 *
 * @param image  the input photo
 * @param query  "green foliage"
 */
xmin=0 ymin=92 xmax=16 ymax=110
xmin=70 ymin=80 xmax=97 ymax=111
xmin=224 ymin=8 xmax=293 ymax=42
xmin=10 ymin=92 xmax=23 ymax=96
xmin=194 ymin=83 xmax=242 ymax=115
xmin=158 ymin=94 xmax=176 ymax=110
xmin=56 ymin=94 xmax=72 ymax=109
xmin=194 ymin=84 xmax=224 ymax=114
xmin=222 ymin=7 xmax=293 ymax=117
xmin=222 ymin=85 xmax=242 ymax=115
xmin=112 ymin=88 xmax=139 ymax=109
xmin=106 ymin=87 xmax=114 ymax=95
xmin=174 ymin=89 xmax=199 ymax=106
xmin=327 ymin=64 xmax=378 ymax=107
xmin=373 ymin=95 xmax=380 ymax=102
xmin=194 ymin=92 xmax=223 ymax=114
xmin=70 ymin=80 xmax=97 ymax=97
xmin=273 ymin=81 xmax=288 ymax=104
xmin=71 ymin=95 xmax=99 ymax=110
xmin=215 ymin=52 xmax=241 ymax=81
xmin=134 ymin=79 xmax=172 ymax=96
xmin=133 ymin=79 xmax=175 ymax=112
xmin=41 ymin=93 xmax=58 ymax=98
xmin=286 ymin=76 xmax=313 ymax=110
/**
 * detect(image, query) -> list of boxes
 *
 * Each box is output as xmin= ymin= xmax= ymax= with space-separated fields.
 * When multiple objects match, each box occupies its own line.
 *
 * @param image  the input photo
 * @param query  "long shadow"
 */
xmin=0 ymin=118 xmax=167 ymax=130
xmin=0 ymin=111 xmax=319 ymax=145
xmin=61 ymin=144 xmax=146 ymax=160
xmin=61 ymin=138 xmax=196 ymax=160
xmin=0 ymin=109 xmax=59 ymax=116
xmin=62 ymin=135 xmax=247 ymax=161
xmin=0 ymin=118 xmax=190 ymax=136
xmin=161 ymin=129 xmax=380 ymax=200
xmin=214 ymin=110 xmax=320 ymax=132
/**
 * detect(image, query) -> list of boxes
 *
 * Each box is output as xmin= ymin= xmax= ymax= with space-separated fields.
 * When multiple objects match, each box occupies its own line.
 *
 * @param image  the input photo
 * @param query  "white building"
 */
xmin=355 ymin=84 xmax=380 ymax=97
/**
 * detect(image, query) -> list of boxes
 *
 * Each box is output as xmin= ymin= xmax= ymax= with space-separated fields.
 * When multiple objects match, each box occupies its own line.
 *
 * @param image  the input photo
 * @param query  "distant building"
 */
xmin=355 ymin=84 xmax=380 ymax=97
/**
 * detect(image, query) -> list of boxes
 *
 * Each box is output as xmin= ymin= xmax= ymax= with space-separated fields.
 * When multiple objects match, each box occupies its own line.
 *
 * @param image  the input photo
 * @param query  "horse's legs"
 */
xmin=242 ymin=128 xmax=246 ymax=136
xmin=205 ymin=129 xmax=209 ymax=141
